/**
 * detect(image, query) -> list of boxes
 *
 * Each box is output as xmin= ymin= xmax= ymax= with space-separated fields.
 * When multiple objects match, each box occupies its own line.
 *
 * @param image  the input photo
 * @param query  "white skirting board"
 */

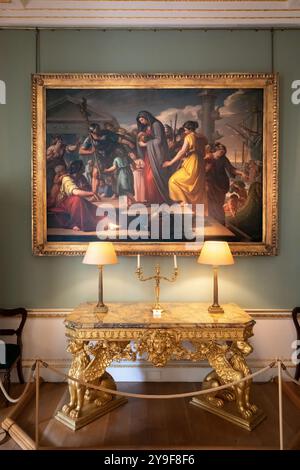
xmin=19 ymin=360 xmax=291 ymax=383
xmin=3 ymin=308 xmax=296 ymax=383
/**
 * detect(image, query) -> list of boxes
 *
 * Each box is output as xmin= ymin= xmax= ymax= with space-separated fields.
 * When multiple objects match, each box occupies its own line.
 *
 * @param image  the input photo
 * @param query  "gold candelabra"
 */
xmin=136 ymin=259 xmax=179 ymax=317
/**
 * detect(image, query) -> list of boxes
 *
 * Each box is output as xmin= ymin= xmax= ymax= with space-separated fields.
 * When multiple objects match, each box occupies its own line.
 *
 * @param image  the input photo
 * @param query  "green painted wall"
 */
xmin=0 ymin=29 xmax=299 ymax=309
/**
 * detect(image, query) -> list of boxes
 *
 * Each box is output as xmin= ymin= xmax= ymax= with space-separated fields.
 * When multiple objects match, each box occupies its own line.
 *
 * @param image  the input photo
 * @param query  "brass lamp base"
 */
xmin=207 ymin=267 xmax=225 ymax=314
xmin=94 ymin=265 xmax=109 ymax=317
xmin=208 ymin=304 xmax=224 ymax=314
xmin=94 ymin=303 xmax=108 ymax=314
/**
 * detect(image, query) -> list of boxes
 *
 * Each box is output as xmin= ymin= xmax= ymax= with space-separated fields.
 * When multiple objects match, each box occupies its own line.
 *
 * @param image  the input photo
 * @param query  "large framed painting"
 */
xmin=32 ymin=73 xmax=278 ymax=256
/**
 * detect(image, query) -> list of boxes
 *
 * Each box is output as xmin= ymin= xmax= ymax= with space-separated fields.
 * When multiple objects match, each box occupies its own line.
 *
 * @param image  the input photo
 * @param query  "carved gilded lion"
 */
xmin=202 ymin=340 xmax=258 ymax=419
xmin=62 ymin=340 xmax=116 ymax=420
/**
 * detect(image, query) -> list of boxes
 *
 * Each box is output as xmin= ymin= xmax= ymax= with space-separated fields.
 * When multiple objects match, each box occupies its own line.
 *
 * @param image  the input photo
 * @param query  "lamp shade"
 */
xmin=198 ymin=241 xmax=234 ymax=266
xmin=83 ymin=242 xmax=118 ymax=266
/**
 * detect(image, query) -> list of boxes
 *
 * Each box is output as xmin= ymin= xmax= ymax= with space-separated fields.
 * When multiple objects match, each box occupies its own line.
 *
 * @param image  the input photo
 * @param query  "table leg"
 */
xmin=191 ymin=340 xmax=266 ymax=431
xmin=55 ymin=339 xmax=130 ymax=431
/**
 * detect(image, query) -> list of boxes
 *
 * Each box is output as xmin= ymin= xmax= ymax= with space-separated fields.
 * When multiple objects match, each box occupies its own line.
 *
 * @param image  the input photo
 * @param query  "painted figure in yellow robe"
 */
xmin=162 ymin=121 xmax=206 ymax=206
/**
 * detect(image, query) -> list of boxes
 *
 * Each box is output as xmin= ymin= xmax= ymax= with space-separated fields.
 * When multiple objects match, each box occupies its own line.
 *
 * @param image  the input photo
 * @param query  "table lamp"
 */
xmin=83 ymin=242 xmax=118 ymax=314
xmin=198 ymin=241 xmax=234 ymax=314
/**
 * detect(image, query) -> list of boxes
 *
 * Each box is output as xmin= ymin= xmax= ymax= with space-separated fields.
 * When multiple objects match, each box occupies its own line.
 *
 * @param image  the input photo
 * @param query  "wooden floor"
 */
xmin=1 ymin=382 xmax=300 ymax=450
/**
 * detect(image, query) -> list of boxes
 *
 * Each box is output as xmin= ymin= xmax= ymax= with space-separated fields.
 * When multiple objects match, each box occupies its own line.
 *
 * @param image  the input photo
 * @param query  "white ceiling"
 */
xmin=0 ymin=0 xmax=300 ymax=28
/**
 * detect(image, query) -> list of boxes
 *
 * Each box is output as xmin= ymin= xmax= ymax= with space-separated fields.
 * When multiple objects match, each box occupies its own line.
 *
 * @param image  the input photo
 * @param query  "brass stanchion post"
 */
xmin=277 ymin=359 xmax=284 ymax=450
xmin=35 ymin=360 xmax=40 ymax=449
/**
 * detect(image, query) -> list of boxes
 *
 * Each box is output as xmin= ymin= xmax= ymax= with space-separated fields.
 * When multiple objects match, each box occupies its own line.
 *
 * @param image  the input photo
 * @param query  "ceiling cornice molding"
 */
xmin=1 ymin=0 xmax=300 ymax=27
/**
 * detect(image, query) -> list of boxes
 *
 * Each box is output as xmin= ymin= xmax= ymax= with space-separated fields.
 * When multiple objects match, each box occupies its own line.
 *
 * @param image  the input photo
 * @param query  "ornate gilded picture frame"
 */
xmin=32 ymin=73 xmax=278 ymax=256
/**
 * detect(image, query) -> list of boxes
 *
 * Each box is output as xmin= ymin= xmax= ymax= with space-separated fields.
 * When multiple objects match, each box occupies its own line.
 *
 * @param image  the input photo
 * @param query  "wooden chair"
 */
xmin=292 ymin=307 xmax=300 ymax=381
xmin=0 ymin=308 xmax=27 ymax=400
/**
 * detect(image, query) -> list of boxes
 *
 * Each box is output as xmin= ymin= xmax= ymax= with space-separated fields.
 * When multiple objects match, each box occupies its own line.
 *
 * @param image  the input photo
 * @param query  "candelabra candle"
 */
xmin=136 ymin=260 xmax=179 ymax=317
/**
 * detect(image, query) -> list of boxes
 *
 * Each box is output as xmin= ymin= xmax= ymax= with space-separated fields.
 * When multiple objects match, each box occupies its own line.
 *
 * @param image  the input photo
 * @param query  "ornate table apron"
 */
xmin=55 ymin=302 xmax=265 ymax=431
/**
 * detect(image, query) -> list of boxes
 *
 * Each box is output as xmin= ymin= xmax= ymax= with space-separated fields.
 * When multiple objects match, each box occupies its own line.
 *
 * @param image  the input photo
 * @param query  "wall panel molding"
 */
xmin=22 ymin=358 xmax=295 ymax=368
xmin=1 ymin=0 xmax=300 ymax=27
xmin=19 ymin=358 xmax=295 ymax=383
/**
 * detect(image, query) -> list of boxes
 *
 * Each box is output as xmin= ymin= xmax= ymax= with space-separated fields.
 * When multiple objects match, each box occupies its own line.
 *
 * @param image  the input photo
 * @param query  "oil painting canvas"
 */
xmin=32 ymin=74 xmax=278 ymax=256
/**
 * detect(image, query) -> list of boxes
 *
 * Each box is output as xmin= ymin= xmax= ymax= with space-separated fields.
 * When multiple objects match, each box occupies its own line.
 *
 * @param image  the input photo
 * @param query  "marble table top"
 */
xmin=65 ymin=302 xmax=253 ymax=330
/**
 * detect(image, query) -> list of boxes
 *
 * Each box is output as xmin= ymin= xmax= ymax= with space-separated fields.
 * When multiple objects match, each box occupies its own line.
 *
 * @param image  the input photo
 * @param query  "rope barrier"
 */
xmin=0 ymin=362 xmax=37 ymax=403
xmin=40 ymin=359 xmax=275 ymax=400
xmin=0 ymin=357 xmax=298 ymax=451
xmin=280 ymin=363 xmax=300 ymax=386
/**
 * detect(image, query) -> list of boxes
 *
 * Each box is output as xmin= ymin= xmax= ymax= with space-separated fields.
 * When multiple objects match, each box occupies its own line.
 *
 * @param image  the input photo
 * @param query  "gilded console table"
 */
xmin=56 ymin=302 xmax=265 ymax=431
